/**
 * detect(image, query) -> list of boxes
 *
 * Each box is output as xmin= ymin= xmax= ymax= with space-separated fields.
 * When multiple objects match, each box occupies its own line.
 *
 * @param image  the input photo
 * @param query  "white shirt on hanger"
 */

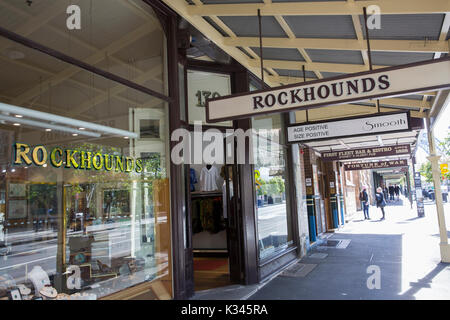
xmin=199 ymin=166 xmax=220 ymax=192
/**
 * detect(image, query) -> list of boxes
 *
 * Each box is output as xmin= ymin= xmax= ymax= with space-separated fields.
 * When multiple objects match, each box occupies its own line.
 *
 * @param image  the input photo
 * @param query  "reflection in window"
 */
xmin=0 ymin=0 xmax=172 ymax=300
xmin=253 ymin=114 xmax=293 ymax=260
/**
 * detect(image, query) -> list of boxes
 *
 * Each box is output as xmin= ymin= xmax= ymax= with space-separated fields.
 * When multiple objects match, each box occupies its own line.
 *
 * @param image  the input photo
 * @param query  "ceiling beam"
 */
xmin=207 ymin=15 xmax=274 ymax=81
xmin=222 ymin=37 xmax=448 ymax=54
xmin=272 ymin=13 xmax=323 ymax=79
xmin=11 ymin=22 xmax=156 ymax=106
xmin=434 ymin=13 xmax=450 ymax=58
xmin=0 ymin=2 xmax=67 ymax=53
xmin=348 ymin=0 xmax=370 ymax=69
xmin=0 ymin=54 xmax=161 ymax=112
xmin=295 ymin=103 xmax=426 ymax=123
xmin=248 ymin=59 xmax=389 ymax=73
xmin=68 ymin=64 xmax=164 ymax=117
xmin=160 ymin=0 xmax=279 ymax=87
xmin=187 ymin=0 xmax=450 ymax=16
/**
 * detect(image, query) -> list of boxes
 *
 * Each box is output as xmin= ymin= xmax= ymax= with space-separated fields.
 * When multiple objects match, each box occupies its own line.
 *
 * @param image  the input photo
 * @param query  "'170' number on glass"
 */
xmin=196 ymin=90 xmax=220 ymax=107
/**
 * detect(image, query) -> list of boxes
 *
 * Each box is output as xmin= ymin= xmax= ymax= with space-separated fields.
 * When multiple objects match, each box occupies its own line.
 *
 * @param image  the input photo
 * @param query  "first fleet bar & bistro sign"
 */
xmin=321 ymin=144 xmax=411 ymax=162
xmin=13 ymin=143 xmax=145 ymax=173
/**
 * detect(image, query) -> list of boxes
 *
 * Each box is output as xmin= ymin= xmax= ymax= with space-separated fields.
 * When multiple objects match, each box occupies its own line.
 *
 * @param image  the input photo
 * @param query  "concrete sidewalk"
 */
xmin=249 ymin=198 xmax=450 ymax=300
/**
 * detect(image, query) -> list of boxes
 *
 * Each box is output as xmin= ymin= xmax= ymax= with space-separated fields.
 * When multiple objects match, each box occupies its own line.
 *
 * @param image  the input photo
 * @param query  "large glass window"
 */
xmin=0 ymin=0 xmax=165 ymax=95
xmin=0 ymin=3 xmax=172 ymax=300
xmin=253 ymin=114 xmax=293 ymax=260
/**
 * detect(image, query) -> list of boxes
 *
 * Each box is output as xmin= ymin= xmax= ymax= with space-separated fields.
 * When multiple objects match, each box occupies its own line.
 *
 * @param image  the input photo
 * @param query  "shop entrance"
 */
xmin=186 ymin=159 xmax=243 ymax=292
xmin=186 ymin=129 xmax=242 ymax=292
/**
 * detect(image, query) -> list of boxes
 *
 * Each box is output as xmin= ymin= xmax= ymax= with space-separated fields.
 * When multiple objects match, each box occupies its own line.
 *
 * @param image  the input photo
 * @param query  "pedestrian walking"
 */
xmin=388 ymin=185 xmax=395 ymax=201
xmin=359 ymin=186 xmax=370 ymax=220
xmin=394 ymin=184 xmax=400 ymax=200
xmin=383 ymin=186 xmax=389 ymax=203
xmin=375 ymin=187 xmax=387 ymax=220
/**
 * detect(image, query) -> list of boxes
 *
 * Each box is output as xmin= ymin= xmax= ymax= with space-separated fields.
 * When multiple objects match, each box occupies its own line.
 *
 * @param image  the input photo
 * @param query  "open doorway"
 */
xmin=187 ymin=162 xmax=241 ymax=292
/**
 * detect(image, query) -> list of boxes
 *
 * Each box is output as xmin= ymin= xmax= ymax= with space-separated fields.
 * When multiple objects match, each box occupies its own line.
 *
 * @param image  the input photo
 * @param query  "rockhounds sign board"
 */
xmin=205 ymin=57 xmax=450 ymax=123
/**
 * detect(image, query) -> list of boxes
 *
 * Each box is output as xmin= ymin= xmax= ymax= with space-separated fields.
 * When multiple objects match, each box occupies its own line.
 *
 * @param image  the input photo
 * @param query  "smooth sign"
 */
xmin=205 ymin=57 xmax=450 ymax=122
xmin=287 ymin=112 xmax=409 ymax=143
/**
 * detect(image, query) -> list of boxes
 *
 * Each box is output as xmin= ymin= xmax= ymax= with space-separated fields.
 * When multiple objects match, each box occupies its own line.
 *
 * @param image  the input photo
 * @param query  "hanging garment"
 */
xmin=199 ymin=166 xmax=220 ymax=192
xmin=195 ymin=197 xmax=225 ymax=234
xmin=222 ymin=181 xmax=233 ymax=219
xmin=190 ymin=168 xmax=198 ymax=192
xmin=191 ymin=199 xmax=203 ymax=234
xmin=200 ymin=198 xmax=215 ymax=232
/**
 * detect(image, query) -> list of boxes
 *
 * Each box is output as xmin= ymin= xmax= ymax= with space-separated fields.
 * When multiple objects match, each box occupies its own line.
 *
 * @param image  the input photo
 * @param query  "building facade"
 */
xmin=0 ymin=0 xmax=312 ymax=300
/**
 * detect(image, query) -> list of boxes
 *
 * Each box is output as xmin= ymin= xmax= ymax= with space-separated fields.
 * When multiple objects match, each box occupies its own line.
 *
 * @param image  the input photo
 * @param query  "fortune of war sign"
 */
xmin=205 ymin=57 xmax=450 ymax=123
xmin=287 ymin=112 xmax=410 ymax=143
xmin=344 ymin=160 xmax=408 ymax=171
xmin=322 ymin=145 xmax=411 ymax=162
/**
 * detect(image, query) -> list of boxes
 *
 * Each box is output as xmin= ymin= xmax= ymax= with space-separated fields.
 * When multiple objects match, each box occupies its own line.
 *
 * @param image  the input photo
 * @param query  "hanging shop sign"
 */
xmin=205 ymin=57 xmax=450 ymax=122
xmin=344 ymin=160 xmax=408 ymax=171
xmin=322 ymin=144 xmax=411 ymax=162
xmin=13 ymin=143 xmax=146 ymax=173
xmin=286 ymin=112 xmax=410 ymax=143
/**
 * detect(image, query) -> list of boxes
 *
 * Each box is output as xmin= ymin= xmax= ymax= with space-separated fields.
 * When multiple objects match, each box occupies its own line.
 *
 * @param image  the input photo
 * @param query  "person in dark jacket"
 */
xmin=394 ymin=185 xmax=400 ymax=200
xmin=360 ymin=186 xmax=370 ymax=220
xmin=388 ymin=185 xmax=395 ymax=201
xmin=383 ymin=186 xmax=389 ymax=203
xmin=376 ymin=187 xmax=387 ymax=220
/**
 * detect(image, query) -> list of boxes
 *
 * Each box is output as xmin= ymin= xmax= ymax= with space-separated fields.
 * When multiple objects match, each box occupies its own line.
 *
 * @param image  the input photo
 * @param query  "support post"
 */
xmin=257 ymin=9 xmax=264 ymax=87
xmin=363 ymin=7 xmax=380 ymax=113
xmin=426 ymin=117 xmax=450 ymax=262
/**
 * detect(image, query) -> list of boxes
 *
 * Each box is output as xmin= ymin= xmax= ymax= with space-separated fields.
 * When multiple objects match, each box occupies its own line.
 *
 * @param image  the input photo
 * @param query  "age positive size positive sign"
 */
xmin=287 ymin=112 xmax=410 ymax=143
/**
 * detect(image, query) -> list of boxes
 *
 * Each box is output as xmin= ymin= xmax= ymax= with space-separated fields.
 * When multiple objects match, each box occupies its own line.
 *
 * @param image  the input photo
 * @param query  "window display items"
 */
xmin=39 ymin=286 xmax=58 ymax=300
xmin=28 ymin=266 xmax=50 ymax=297
xmin=8 ymin=288 xmax=21 ymax=300
xmin=18 ymin=284 xmax=31 ymax=298
xmin=190 ymin=168 xmax=198 ymax=191
xmin=0 ymin=273 xmax=16 ymax=298
xmin=199 ymin=165 xmax=220 ymax=192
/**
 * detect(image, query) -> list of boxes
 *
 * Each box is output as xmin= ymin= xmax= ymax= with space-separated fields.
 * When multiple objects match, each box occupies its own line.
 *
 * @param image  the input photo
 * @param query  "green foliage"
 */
xmin=419 ymin=161 xmax=434 ymax=183
xmin=438 ymin=131 xmax=450 ymax=180
xmin=439 ymin=132 xmax=450 ymax=158
xmin=264 ymin=177 xmax=285 ymax=196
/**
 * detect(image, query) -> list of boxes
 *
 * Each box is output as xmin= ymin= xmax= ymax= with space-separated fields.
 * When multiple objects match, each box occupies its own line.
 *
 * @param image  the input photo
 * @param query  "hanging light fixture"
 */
xmin=0 ymin=102 xmax=138 ymax=138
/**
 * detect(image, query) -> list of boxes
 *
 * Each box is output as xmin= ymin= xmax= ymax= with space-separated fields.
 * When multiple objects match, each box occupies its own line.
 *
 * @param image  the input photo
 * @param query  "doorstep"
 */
xmin=190 ymin=258 xmax=300 ymax=300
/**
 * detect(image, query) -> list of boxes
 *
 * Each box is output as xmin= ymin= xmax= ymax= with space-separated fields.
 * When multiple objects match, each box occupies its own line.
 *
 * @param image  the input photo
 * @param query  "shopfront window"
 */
xmin=0 ymin=0 xmax=165 ymax=95
xmin=253 ymin=114 xmax=293 ymax=260
xmin=0 ymin=3 xmax=172 ymax=300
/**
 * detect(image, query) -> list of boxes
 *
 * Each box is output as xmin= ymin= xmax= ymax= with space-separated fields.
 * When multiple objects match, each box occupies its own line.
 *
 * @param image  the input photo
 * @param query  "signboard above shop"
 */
xmin=322 ymin=144 xmax=411 ymax=162
xmin=344 ymin=160 xmax=408 ymax=171
xmin=287 ymin=112 xmax=410 ymax=143
xmin=205 ymin=57 xmax=450 ymax=123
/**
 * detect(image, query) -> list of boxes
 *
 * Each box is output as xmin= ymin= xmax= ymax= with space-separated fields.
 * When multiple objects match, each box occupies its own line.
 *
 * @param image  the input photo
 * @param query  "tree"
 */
xmin=419 ymin=162 xmax=433 ymax=183
xmin=438 ymin=131 xmax=450 ymax=180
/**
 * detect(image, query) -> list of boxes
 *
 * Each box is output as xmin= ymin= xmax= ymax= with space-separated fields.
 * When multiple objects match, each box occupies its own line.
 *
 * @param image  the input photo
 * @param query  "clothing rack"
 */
xmin=191 ymin=191 xmax=222 ymax=199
